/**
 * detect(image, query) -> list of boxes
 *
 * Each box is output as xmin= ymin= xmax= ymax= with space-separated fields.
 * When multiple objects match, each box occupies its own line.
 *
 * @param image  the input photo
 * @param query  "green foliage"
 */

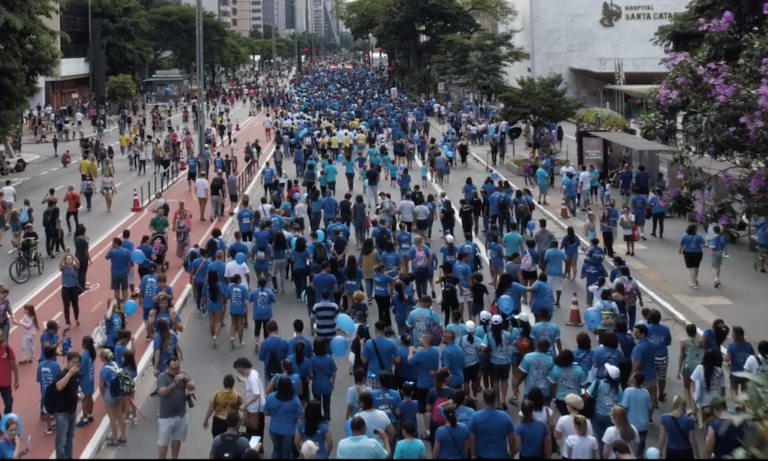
xmin=0 ymin=0 xmax=61 ymax=140
xmin=500 ymin=75 xmax=582 ymax=130
xmin=106 ymin=74 xmax=137 ymax=104
xmin=581 ymin=107 xmax=627 ymax=131
xmin=727 ymin=372 xmax=768 ymax=459
xmin=147 ymin=4 xmax=197 ymax=70
xmin=91 ymin=0 xmax=153 ymax=76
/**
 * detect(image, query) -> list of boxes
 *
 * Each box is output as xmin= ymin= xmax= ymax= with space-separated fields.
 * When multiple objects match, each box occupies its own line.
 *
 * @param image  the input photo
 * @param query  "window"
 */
xmin=252 ymin=8 xmax=261 ymax=13
xmin=232 ymin=19 xmax=238 ymax=26
xmin=232 ymin=7 xmax=237 ymax=14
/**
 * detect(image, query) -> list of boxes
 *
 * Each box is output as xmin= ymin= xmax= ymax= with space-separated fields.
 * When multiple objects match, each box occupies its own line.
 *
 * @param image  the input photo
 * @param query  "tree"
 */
xmin=106 ymin=74 xmax=137 ymax=104
xmin=251 ymin=24 xmax=276 ymax=39
xmin=91 ymin=0 xmax=152 ymax=76
xmin=0 ymin=0 xmax=60 ymax=142
xmin=500 ymin=75 xmax=581 ymax=129
xmin=147 ymin=4 xmax=197 ymax=71
xmin=640 ymin=2 xmax=768 ymax=221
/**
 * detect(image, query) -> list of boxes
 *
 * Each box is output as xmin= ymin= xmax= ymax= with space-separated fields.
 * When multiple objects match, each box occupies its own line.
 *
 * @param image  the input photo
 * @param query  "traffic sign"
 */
xmin=437 ymin=82 xmax=445 ymax=94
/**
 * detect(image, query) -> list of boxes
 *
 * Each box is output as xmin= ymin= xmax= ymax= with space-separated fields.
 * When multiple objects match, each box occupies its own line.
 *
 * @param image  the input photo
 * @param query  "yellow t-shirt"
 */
xmin=330 ymin=136 xmax=339 ymax=149
xmin=119 ymin=134 xmax=129 ymax=148
xmin=356 ymin=133 xmax=367 ymax=145
xmin=79 ymin=159 xmax=90 ymax=176
xmin=342 ymin=136 xmax=350 ymax=147
xmin=320 ymin=136 xmax=328 ymax=146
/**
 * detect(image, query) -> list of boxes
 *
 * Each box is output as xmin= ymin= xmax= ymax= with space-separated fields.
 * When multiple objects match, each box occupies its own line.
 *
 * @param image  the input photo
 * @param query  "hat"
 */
xmin=491 ymin=314 xmax=503 ymax=325
xmin=514 ymin=312 xmax=529 ymax=323
xmin=479 ymin=311 xmax=491 ymax=322
xmin=445 ymin=235 xmax=455 ymax=243
xmin=605 ymin=364 xmax=620 ymax=380
xmin=465 ymin=320 xmax=476 ymax=334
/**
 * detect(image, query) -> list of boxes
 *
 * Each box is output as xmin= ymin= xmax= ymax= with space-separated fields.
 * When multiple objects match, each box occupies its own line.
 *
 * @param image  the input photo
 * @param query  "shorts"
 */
xmin=158 ymin=416 xmax=188 ymax=446
xmin=683 ymin=251 xmax=703 ymax=269
xmin=230 ymin=193 xmax=238 ymax=204
xmin=640 ymin=376 xmax=657 ymax=391
xmin=471 ymin=302 xmax=484 ymax=317
xmin=538 ymin=184 xmax=548 ymax=196
xmin=620 ymin=187 xmax=631 ymax=197
xmin=711 ymin=250 xmax=724 ymax=268
xmin=623 ymin=234 xmax=633 ymax=242
xmin=127 ymin=268 xmax=135 ymax=286
xmin=547 ymin=276 xmax=564 ymax=292
xmin=458 ymin=293 xmax=472 ymax=304
xmin=111 ymin=273 xmax=129 ymax=291
xmin=522 ymin=270 xmax=538 ymax=281
xmin=103 ymin=389 xmax=122 ymax=407
xmin=187 ymin=171 xmax=197 ymax=181
xmin=463 ymin=364 xmax=480 ymax=383
xmin=416 ymin=219 xmax=429 ymax=230
xmin=490 ymin=364 xmax=511 ymax=380
xmin=654 ymin=356 xmax=668 ymax=380
xmin=730 ymin=374 xmax=749 ymax=387
xmin=413 ymin=386 xmax=429 ymax=413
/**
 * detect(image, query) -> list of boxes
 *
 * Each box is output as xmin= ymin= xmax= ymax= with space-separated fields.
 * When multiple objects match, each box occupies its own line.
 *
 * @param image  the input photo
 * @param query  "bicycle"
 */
xmin=9 ymin=243 xmax=44 ymax=284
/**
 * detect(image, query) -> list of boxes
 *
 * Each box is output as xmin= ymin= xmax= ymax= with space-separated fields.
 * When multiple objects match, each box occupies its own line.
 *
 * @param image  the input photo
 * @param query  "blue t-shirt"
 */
xmin=726 ymin=341 xmax=755 ymax=372
xmin=440 ymin=344 xmax=464 ymax=388
xmin=520 ymin=352 xmax=554 ymax=397
xmin=632 ymin=338 xmax=657 ymax=380
xmin=544 ymin=248 xmax=566 ymax=276
xmin=99 ymin=360 xmax=120 ymax=396
xmin=588 ymin=379 xmax=624 ymax=416
xmin=515 ymin=420 xmax=549 ymax=457
xmin=250 ymin=287 xmax=276 ymax=320
xmin=549 ymin=364 xmax=588 ymax=401
xmin=0 ymin=439 xmax=15 ymax=460
xmin=660 ymin=414 xmax=695 ymax=451
xmin=297 ymin=420 xmax=330 ymax=458
xmin=310 ymin=355 xmax=338 ymax=395
xmin=646 ymin=323 xmax=672 ymax=358
xmin=202 ymin=282 xmax=226 ymax=313
xmin=37 ymin=359 xmax=61 ymax=398
xmin=227 ymin=284 xmax=249 ymax=316
xmin=362 ymin=337 xmax=398 ymax=376
xmin=265 ymin=394 xmax=303 ymax=436
xmin=406 ymin=307 xmax=440 ymax=345
xmin=593 ymin=346 xmax=621 ymax=379
xmin=373 ymin=273 xmax=393 ymax=297
xmin=408 ymin=347 xmax=439 ymax=389
xmin=621 ymin=387 xmax=652 ymax=431
xmin=106 ymin=247 xmax=130 ymax=276
xmin=153 ymin=331 xmax=178 ymax=373
xmin=679 ymin=233 xmax=705 ymax=252
xmin=313 ymin=272 xmax=337 ymax=301
xmin=531 ymin=321 xmax=561 ymax=357
xmin=434 ymin=423 xmax=470 ymax=459
xmin=468 ymin=409 xmax=515 ymax=459
xmin=393 ymin=439 xmax=426 ymax=459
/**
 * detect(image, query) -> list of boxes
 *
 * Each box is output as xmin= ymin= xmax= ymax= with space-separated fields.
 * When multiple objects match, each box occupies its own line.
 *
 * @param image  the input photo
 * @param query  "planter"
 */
xmin=507 ymin=160 xmax=524 ymax=176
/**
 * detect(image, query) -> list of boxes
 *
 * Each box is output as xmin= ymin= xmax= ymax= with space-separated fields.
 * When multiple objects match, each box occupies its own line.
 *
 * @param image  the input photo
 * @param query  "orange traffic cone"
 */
xmin=179 ymin=157 xmax=187 ymax=171
xmin=248 ymin=110 xmax=253 ymax=117
xmin=131 ymin=189 xmax=143 ymax=212
xmin=560 ymin=196 xmax=569 ymax=219
xmin=235 ymin=119 xmax=240 ymax=131
xmin=566 ymin=291 xmax=584 ymax=326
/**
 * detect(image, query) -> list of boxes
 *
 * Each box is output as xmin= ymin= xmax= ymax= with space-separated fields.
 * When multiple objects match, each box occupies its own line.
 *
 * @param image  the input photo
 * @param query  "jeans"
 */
xmin=345 ymin=173 xmax=354 ymax=190
xmin=210 ymin=195 xmax=222 ymax=218
xmin=61 ymin=285 xmax=80 ymax=325
xmin=271 ymin=259 xmax=287 ymax=293
xmin=652 ymin=212 xmax=665 ymax=236
xmin=270 ymin=431 xmax=293 ymax=459
xmin=415 ymin=272 xmax=429 ymax=298
xmin=294 ymin=268 xmax=308 ymax=300
xmin=83 ymin=191 xmax=93 ymax=210
xmin=310 ymin=212 xmax=322 ymax=232
xmin=0 ymin=386 xmax=13 ymax=416
xmin=78 ymin=260 xmax=89 ymax=288
xmin=55 ymin=412 xmax=76 ymax=459
xmin=194 ymin=282 xmax=204 ymax=310
xmin=365 ymin=278 xmax=374 ymax=300
xmin=592 ymin=413 xmax=612 ymax=458
xmin=314 ymin=393 xmax=332 ymax=421
xmin=65 ymin=211 xmax=80 ymax=233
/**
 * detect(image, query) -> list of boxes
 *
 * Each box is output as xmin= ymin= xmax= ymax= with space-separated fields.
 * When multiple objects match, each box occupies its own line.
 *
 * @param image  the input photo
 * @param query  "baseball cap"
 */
xmin=479 ymin=311 xmax=491 ymax=322
xmin=465 ymin=320 xmax=476 ymax=334
xmin=514 ymin=312 xmax=529 ymax=323
xmin=605 ymin=364 xmax=620 ymax=380
xmin=445 ymin=235 xmax=455 ymax=243
xmin=491 ymin=314 xmax=503 ymax=325
xmin=217 ymin=169 xmax=223 ymax=175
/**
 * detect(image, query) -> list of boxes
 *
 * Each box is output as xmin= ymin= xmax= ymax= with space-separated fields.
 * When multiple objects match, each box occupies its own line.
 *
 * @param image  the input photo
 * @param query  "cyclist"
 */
xmin=20 ymin=223 xmax=40 ymax=261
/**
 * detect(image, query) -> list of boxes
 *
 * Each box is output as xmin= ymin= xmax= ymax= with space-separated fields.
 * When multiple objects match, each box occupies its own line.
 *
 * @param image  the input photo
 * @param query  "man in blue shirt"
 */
xmin=236 ymin=204 xmax=255 ymax=242
xmin=468 ymin=389 xmax=516 ymax=458
xmin=361 ymin=321 xmax=400 ymax=389
xmin=631 ymin=324 xmax=658 ymax=411
xmin=618 ymin=164 xmax=634 ymax=206
xmin=543 ymin=241 xmax=566 ymax=307
xmin=535 ymin=165 xmax=549 ymax=205
xmin=634 ymin=165 xmax=651 ymax=196
xmin=312 ymin=261 xmax=337 ymax=302
xmin=186 ymin=155 xmax=199 ymax=192
xmin=581 ymin=258 xmax=607 ymax=306
xmin=321 ymin=192 xmax=339 ymax=228
xmin=440 ymin=330 xmax=464 ymax=388
xmin=337 ymin=416 xmax=390 ymax=459
xmin=563 ymin=172 xmax=578 ymax=217
xmin=105 ymin=237 xmax=131 ymax=303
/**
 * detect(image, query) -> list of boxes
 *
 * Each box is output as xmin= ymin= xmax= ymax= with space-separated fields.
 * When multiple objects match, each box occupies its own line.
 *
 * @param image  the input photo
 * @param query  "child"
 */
xmin=394 ymin=420 xmax=427 ymax=459
xmin=346 ymin=367 xmax=370 ymax=419
xmin=388 ymin=163 xmax=398 ymax=184
xmin=446 ymin=310 xmax=467 ymax=340
xmin=14 ymin=304 xmax=38 ymax=363
xmin=420 ymin=165 xmax=428 ymax=187
xmin=37 ymin=346 xmax=61 ymax=434
xmin=114 ymin=330 xmax=132 ymax=371
xmin=600 ymin=180 xmax=610 ymax=206
xmin=349 ymin=291 xmax=368 ymax=324
xmin=469 ymin=272 xmax=488 ymax=323
xmin=121 ymin=350 xmax=139 ymax=425
xmin=399 ymin=383 xmax=420 ymax=440
xmin=8 ymin=210 xmax=21 ymax=247
xmin=636 ymin=307 xmax=651 ymax=327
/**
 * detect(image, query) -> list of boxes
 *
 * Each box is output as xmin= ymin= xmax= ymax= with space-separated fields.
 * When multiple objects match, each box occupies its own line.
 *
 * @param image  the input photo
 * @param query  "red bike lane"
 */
xmin=7 ymin=110 xmax=274 ymax=459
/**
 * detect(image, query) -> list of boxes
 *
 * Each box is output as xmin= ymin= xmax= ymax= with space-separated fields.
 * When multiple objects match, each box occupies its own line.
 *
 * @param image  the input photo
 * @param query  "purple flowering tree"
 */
xmin=641 ymin=2 xmax=768 ymax=221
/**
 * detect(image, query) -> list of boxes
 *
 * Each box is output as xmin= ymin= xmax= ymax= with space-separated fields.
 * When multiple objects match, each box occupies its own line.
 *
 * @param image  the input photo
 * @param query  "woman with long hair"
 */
xmin=76 ymin=336 xmax=97 ymax=427
xmin=309 ymin=339 xmax=337 ymax=421
xmin=564 ymin=415 xmax=598 ymax=459
xmin=264 ymin=359 xmax=302 ymax=398
xmin=59 ymin=251 xmax=81 ymax=328
xmin=203 ymin=374 xmax=243 ymax=439
xmin=99 ymin=348 xmax=127 ymax=447
xmin=292 ymin=236 xmax=310 ymax=301
xmin=101 ymin=171 xmax=117 ymax=212
xmin=678 ymin=323 xmax=703 ymax=420
xmin=271 ymin=231 xmax=288 ymax=294
xmin=701 ymin=318 xmax=729 ymax=367
xmin=691 ymin=350 xmax=725 ymax=423
xmin=658 ymin=395 xmax=699 ymax=459
xmin=265 ymin=376 xmax=304 ymax=459
xmin=561 ymin=226 xmax=580 ymax=281
xmin=480 ymin=315 xmax=512 ymax=409
xmin=725 ymin=325 xmax=754 ymax=399
xmin=152 ymin=318 xmax=180 ymax=376
xmin=600 ymin=208 xmax=615 ymax=259
xmin=359 ymin=238 xmax=377 ymax=303
xmin=344 ymin=254 xmax=363 ymax=310
xmin=515 ymin=399 xmax=552 ymax=459
xmin=551 ymin=349 xmax=588 ymax=415
xmin=294 ymin=400 xmax=333 ymax=459
xmin=432 ymin=403 xmax=470 ymax=459
xmin=289 ymin=341 xmax=312 ymax=406
xmin=440 ymin=200 xmax=456 ymax=237
xmin=602 ymin=406 xmax=639 ymax=459
xmin=390 ymin=281 xmax=412 ymax=336
xmin=426 ymin=368 xmax=454 ymax=447
xmin=203 ymin=270 xmax=226 ymax=348
xmin=509 ymin=313 xmax=533 ymax=404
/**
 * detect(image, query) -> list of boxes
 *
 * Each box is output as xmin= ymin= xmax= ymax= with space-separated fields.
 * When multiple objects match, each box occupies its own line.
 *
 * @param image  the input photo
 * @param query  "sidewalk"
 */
xmin=473 ymin=119 xmax=767 ymax=346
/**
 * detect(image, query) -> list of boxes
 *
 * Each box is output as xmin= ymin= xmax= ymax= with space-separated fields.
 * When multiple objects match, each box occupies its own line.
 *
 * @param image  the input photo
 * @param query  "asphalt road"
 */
xmin=2 ymin=102 xmax=257 ymax=302
xmin=97 ymin=139 xmax=700 ymax=459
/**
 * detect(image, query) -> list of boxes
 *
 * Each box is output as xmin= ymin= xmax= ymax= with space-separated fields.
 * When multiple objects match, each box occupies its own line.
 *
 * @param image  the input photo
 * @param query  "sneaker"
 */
xmin=44 ymin=426 xmax=55 ymax=435
xmin=76 ymin=418 xmax=90 ymax=428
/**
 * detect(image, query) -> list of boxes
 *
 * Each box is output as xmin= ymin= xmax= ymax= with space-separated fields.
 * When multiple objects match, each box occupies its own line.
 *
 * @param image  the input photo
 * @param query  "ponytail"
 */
xmin=443 ymin=405 xmax=458 ymax=427
xmin=295 ymin=341 xmax=305 ymax=365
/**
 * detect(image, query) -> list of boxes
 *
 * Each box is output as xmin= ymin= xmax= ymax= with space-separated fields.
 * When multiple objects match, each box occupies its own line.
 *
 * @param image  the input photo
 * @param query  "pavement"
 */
xmin=5 ymin=96 xmax=275 ymax=459
xmin=94 ymin=126 xmax=702 ymax=459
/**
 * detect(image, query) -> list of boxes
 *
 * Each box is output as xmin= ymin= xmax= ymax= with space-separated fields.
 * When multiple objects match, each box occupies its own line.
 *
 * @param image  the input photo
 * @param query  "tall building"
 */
xmin=230 ymin=0 xmax=252 ymax=36
xmin=29 ymin=0 xmax=91 ymax=109
xmin=178 ymin=0 xmax=231 ymax=28
xmin=309 ymin=0 xmax=337 ymax=44
xmin=251 ymin=0 xmax=264 ymax=33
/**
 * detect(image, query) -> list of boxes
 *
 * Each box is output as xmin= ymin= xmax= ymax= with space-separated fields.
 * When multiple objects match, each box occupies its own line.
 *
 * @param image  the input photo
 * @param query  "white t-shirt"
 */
xmin=619 ymin=214 xmax=635 ymax=235
xmin=560 ymin=166 xmax=576 ymax=178
xmin=224 ymin=260 xmax=250 ymax=287
xmin=519 ymin=406 xmax=552 ymax=425
xmin=1 ymin=186 xmax=15 ymax=204
xmin=555 ymin=415 xmax=594 ymax=458
xmin=578 ymin=171 xmax=592 ymax=191
xmin=355 ymin=409 xmax=391 ymax=446
xmin=195 ymin=178 xmax=209 ymax=198
xmin=398 ymin=200 xmax=415 ymax=222
xmin=294 ymin=203 xmax=307 ymax=219
xmin=601 ymin=426 xmax=639 ymax=459
xmin=258 ymin=204 xmax=273 ymax=218
xmin=565 ymin=435 xmax=598 ymax=459
xmin=744 ymin=354 xmax=768 ymax=373
xmin=244 ymin=369 xmax=265 ymax=413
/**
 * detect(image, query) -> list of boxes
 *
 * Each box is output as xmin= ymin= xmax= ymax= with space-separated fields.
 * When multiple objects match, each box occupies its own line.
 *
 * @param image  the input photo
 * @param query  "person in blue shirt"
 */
xmin=407 ymin=333 xmax=440 ymax=425
xmin=377 ymin=242 xmax=400 ymax=275
xmin=372 ymin=264 xmax=395 ymax=327
xmin=264 ymin=376 xmax=304 ymax=459
xmin=581 ymin=257 xmax=607 ymax=306
xmin=324 ymin=163 xmax=339 ymax=195
xmin=395 ymin=226 xmax=412 ymax=273
xmin=620 ymin=371 xmax=653 ymax=454
xmin=631 ymin=324 xmax=658 ymax=411
xmin=725 ymin=326 xmax=754 ymax=398
xmin=659 ymin=397 xmax=697 ymax=459
xmin=480 ymin=315 xmax=513 ymax=409
xmin=678 ymin=224 xmax=706 ymax=289
xmin=517 ymin=338 xmax=555 ymax=407
xmin=361 ymin=321 xmax=400 ymax=389
xmin=105 ymin=237 xmax=131 ymax=303
xmin=321 ymin=192 xmax=339 ymax=228
xmin=309 ymin=338 xmax=337 ymax=421
xmin=76 ymin=337 xmax=97 ymax=427
xmin=250 ymin=278 xmax=277 ymax=347
xmin=645 ymin=309 xmax=672 ymax=403
xmin=153 ymin=318 xmax=178 ymax=376
xmin=296 ymin=400 xmax=333 ymax=459
xmin=535 ymin=165 xmax=550 ymax=205
xmin=563 ymin=173 xmax=578 ymax=216
xmin=138 ymin=265 xmax=160 ymax=334
xmin=618 ymin=165 xmax=634 ymax=205
xmin=439 ymin=330 xmax=464 ymax=389
xmin=226 ymin=274 xmax=249 ymax=348
xmin=543 ymin=240 xmax=566 ymax=306
xmin=515 ymin=399 xmax=551 ymax=459
xmin=468 ymin=389 xmax=516 ymax=459
xmin=549 ymin=349 xmax=588 ymax=415
xmin=202 ymin=270 xmax=227 ymax=347
xmin=708 ymin=225 xmax=728 ymax=288
xmin=586 ymin=363 xmax=624 ymax=456
xmin=190 ymin=248 xmax=211 ymax=312
xmin=630 ymin=188 xmax=649 ymax=240
xmin=292 ymin=237 xmax=311 ymax=302
xmin=37 ymin=346 xmax=61 ymax=434
xmin=649 ymin=188 xmax=667 ymax=238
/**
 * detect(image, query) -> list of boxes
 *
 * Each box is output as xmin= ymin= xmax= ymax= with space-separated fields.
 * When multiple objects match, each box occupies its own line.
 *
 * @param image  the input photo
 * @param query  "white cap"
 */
xmin=514 ymin=312 xmax=529 ymax=323
xmin=491 ymin=314 xmax=503 ymax=325
xmin=465 ymin=320 xmax=476 ymax=333
xmin=479 ymin=311 xmax=491 ymax=322
xmin=605 ymin=364 xmax=621 ymax=380
xmin=445 ymin=235 xmax=455 ymax=243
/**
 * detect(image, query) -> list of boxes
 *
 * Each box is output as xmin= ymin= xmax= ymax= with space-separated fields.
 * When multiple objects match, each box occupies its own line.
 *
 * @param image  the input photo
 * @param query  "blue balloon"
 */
xmin=302 ymin=193 xmax=308 ymax=201
xmin=344 ymin=418 xmax=352 ymax=437
xmin=526 ymin=220 xmax=536 ymax=231
xmin=337 ymin=155 xmax=344 ymax=163
xmin=498 ymin=295 xmax=514 ymax=315
xmin=645 ymin=448 xmax=660 ymax=460
xmin=331 ymin=335 xmax=348 ymax=357
xmin=337 ymin=313 xmax=355 ymax=333
xmin=293 ymin=192 xmax=300 ymax=201
xmin=291 ymin=237 xmax=297 ymax=250
xmin=483 ymin=134 xmax=489 ymax=141
xmin=123 ymin=300 xmax=138 ymax=317
xmin=0 ymin=414 xmax=21 ymax=435
xmin=445 ymin=151 xmax=454 ymax=158
xmin=491 ymin=172 xmax=499 ymax=181
xmin=316 ymin=230 xmax=325 ymax=242
xmin=398 ymin=165 xmax=404 ymax=171
xmin=235 ymin=252 xmax=246 ymax=265
xmin=412 ymin=134 xmax=419 ymax=141
xmin=585 ymin=308 xmax=602 ymax=332
xmin=364 ymin=179 xmax=369 ymax=188
xmin=130 ymin=249 xmax=145 ymax=264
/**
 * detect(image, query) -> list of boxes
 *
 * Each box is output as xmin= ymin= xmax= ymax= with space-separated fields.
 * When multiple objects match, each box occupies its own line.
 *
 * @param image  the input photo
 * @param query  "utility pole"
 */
xmin=196 ymin=0 xmax=206 ymax=157
xmin=271 ymin=4 xmax=278 ymax=71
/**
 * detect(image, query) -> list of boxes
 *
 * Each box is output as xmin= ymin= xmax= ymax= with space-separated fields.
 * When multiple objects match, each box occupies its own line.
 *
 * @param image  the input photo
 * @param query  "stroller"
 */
xmin=151 ymin=232 xmax=170 ymax=272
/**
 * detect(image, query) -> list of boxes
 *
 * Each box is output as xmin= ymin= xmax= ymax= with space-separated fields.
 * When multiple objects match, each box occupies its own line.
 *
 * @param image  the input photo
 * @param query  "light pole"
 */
xmin=271 ymin=4 xmax=278 ymax=71
xmin=195 ymin=0 xmax=206 ymax=157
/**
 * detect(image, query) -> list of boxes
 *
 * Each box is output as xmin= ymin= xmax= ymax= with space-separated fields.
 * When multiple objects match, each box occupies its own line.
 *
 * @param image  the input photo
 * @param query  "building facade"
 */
xmin=178 ymin=0 xmax=231 ymax=28
xmin=503 ymin=0 xmax=687 ymax=105
xmin=230 ymin=0 xmax=252 ymax=36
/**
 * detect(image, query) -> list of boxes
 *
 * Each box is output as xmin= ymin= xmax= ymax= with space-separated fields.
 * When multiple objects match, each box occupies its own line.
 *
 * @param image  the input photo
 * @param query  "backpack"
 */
xmin=18 ymin=207 xmax=29 ymax=224
xmin=256 ymin=246 xmax=267 ymax=261
xmin=106 ymin=364 xmax=136 ymax=397
xmin=516 ymin=335 xmax=534 ymax=355
xmin=312 ymin=243 xmax=327 ymax=263
xmin=431 ymin=394 xmax=449 ymax=426
xmin=581 ymin=380 xmax=599 ymax=419
xmin=385 ymin=200 xmax=397 ymax=217
xmin=412 ymin=247 xmax=429 ymax=270
xmin=521 ymin=250 xmax=536 ymax=272
xmin=430 ymin=322 xmax=444 ymax=347
xmin=683 ymin=339 xmax=704 ymax=374
xmin=214 ymin=432 xmax=243 ymax=459
xmin=376 ymin=228 xmax=391 ymax=249
xmin=92 ymin=318 xmax=107 ymax=348
xmin=184 ymin=248 xmax=200 ymax=273
xmin=267 ymin=347 xmax=281 ymax=377
xmin=622 ymin=278 xmax=637 ymax=305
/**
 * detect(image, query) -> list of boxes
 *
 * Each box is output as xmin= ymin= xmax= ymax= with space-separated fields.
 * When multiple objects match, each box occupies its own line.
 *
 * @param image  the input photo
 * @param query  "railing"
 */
xmin=138 ymin=160 xmax=182 ymax=206
xmin=236 ymin=160 xmax=257 ymax=199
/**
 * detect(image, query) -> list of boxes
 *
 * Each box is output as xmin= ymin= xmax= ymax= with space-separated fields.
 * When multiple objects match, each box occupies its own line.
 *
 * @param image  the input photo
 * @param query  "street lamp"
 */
xmin=196 ymin=0 xmax=206 ymax=157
